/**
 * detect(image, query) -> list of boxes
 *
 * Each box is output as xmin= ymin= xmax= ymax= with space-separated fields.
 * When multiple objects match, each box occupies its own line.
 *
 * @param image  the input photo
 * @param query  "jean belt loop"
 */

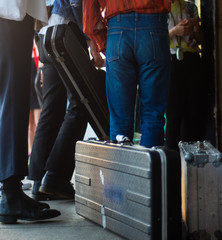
xmin=158 ymin=13 xmax=162 ymax=22
xmin=160 ymin=13 xmax=167 ymax=23
xmin=117 ymin=14 xmax=121 ymax=22
xmin=135 ymin=12 xmax=139 ymax=22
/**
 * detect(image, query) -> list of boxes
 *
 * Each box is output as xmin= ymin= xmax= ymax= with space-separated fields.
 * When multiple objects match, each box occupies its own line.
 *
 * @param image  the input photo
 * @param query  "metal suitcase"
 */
xmin=179 ymin=141 xmax=222 ymax=240
xmin=44 ymin=22 xmax=109 ymax=140
xmin=75 ymin=140 xmax=182 ymax=240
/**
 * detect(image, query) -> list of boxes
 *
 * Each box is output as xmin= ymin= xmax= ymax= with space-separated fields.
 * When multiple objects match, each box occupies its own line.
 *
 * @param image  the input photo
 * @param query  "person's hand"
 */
xmin=174 ymin=19 xmax=193 ymax=36
xmin=87 ymin=40 xmax=105 ymax=68
xmin=91 ymin=49 xmax=105 ymax=68
xmin=186 ymin=18 xmax=198 ymax=27
xmin=176 ymin=18 xmax=200 ymax=36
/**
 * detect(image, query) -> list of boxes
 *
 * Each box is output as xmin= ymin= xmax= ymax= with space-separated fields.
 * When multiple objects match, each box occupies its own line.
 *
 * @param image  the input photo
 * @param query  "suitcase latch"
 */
xmin=81 ymin=98 xmax=89 ymax=104
xmin=55 ymin=56 xmax=65 ymax=63
xmin=184 ymin=153 xmax=209 ymax=167
xmin=185 ymin=152 xmax=222 ymax=168
xmin=212 ymin=153 xmax=222 ymax=167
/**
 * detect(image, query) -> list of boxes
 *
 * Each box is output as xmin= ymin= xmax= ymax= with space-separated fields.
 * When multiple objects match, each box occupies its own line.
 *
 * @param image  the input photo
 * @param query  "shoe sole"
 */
xmin=31 ymin=193 xmax=55 ymax=201
xmin=39 ymin=185 xmax=74 ymax=200
xmin=0 ymin=210 xmax=61 ymax=224
xmin=31 ymin=193 xmax=68 ymax=201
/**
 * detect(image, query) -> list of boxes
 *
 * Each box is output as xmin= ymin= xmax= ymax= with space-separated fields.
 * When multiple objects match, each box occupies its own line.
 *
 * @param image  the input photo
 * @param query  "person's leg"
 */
xmin=28 ymin=63 xmax=67 ymax=200
xmin=0 ymin=175 xmax=60 ymax=223
xmin=0 ymin=17 xmax=33 ymax=180
xmin=45 ymin=93 xmax=87 ymax=180
xmin=181 ymin=52 xmax=202 ymax=142
xmin=41 ymin=91 xmax=88 ymax=199
xmin=106 ymin=13 xmax=138 ymax=142
xmin=28 ymin=63 xmax=67 ymax=181
xmin=0 ymin=15 xmax=60 ymax=223
xmin=166 ymin=53 xmax=202 ymax=150
xmin=165 ymin=56 xmax=186 ymax=150
xmin=136 ymin=13 xmax=171 ymax=147
xmin=28 ymin=109 xmax=41 ymax=156
xmin=33 ymin=108 xmax=41 ymax=125
xmin=28 ymin=58 xmax=41 ymax=155
xmin=106 ymin=13 xmax=170 ymax=147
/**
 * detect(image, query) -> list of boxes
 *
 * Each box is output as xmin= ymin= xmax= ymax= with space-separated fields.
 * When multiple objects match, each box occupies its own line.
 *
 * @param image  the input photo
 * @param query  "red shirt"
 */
xmin=83 ymin=0 xmax=171 ymax=52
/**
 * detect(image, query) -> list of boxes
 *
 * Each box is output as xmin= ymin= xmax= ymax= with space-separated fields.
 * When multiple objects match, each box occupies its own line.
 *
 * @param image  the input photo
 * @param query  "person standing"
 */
xmin=83 ymin=0 xmax=171 ymax=148
xmin=165 ymin=0 xmax=203 ymax=150
xmin=0 ymin=0 xmax=60 ymax=223
xmin=28 ymin=0 xmax=104 ymax=200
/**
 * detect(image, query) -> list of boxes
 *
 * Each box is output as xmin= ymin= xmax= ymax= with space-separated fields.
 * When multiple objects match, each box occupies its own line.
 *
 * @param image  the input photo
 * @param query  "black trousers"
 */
xmin=166 ymin=52 xmax=204 ymax=150
xmin=0 ymin=15 xmax=34 ymax=181
xmin=28 ymin=34 xmax=88 ymax=181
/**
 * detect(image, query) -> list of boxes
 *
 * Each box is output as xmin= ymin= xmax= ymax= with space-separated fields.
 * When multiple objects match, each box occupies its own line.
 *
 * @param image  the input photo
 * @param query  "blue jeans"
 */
xmin=106 ymin=12 xmax=170 ymax=147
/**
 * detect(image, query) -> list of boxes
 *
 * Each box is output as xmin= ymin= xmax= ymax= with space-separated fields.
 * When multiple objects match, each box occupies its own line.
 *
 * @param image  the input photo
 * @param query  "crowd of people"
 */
xmin=0 ymin=0 xmax=203 ymax=224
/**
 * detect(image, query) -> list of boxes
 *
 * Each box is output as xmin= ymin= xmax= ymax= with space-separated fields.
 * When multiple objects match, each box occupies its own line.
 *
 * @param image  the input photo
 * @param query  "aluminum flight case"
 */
xmin=75 ymin=140 xmax=182 ymax=240
xmin=44 ymin=22 xmax=109 ymax=140
xmin=179 ymin=141 xmax=222 ymax=240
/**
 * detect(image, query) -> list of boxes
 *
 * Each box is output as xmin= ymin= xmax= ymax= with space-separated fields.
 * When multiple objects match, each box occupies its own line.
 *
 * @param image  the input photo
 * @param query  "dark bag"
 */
xmin=44 ymin=22 xmax=109 ymax=140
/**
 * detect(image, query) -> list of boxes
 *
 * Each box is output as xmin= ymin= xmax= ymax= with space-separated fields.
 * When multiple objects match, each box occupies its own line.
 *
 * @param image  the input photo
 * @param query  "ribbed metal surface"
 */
xmin=75 ymin=141 xmax=157 ymax=240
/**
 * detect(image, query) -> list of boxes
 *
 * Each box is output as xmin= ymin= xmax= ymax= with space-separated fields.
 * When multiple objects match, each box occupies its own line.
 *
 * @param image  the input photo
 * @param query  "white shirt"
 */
xmin=27 ymin=0 xmax=48 ymax=23
xmin=46 ymin=0 xmax=55 ymax=6
xmin=0 ymin=0 xmax=48 ymax=23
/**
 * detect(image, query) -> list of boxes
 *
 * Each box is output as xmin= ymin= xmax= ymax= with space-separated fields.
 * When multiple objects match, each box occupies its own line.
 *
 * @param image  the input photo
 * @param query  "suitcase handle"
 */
xmin=197 ymin=141 xmax=205 ymax=152
xmin=197 ymin=141 xmax=222 ymax=167
xmin=180 ymin=141 xmax=222 ymax=167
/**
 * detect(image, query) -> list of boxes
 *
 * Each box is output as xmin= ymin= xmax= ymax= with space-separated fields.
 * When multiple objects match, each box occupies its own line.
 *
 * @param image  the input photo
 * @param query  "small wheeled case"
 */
xmin=75 ymin=140 xmax=182 ymax=240
xmin=179 ymin=141 xmax=222 ymax=240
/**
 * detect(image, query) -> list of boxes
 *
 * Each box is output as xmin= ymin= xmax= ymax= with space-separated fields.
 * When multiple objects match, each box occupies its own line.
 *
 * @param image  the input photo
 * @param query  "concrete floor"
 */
xmin=0 ymin=126 xmax=125 ymax=240
xmin=0 ymin=181 xmax=124 ymax=240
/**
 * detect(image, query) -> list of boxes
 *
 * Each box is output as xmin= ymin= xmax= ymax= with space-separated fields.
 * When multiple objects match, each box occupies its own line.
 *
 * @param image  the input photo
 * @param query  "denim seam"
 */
xmin=150 ymin=32 xmax=156 ymax=60
xmin=108 ymin=26 xmax=167 ymax=31
xmin=134 ymin=28 xmax=137 ymax=53
xmin=107 ymin=31 xmax=123 ymax=62
xmin=109 ymin=26 xmax=134 ymax=31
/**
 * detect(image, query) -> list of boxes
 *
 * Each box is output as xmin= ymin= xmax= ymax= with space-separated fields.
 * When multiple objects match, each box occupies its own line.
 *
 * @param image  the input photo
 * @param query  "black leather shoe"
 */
xmin=23 ymin=192 xmax=50 ymax=209
xmin=1 ymin=181 xmax=50 ymax=209
xmin=32 ymin=180 xmax=71 ymax=201
xmin=32 ymin=191 xmax=70 ymax=201
xmin=0 ymin=188 xmax=60 ymax=223
xmin=40 ymin=173 xmax=75 ymax=200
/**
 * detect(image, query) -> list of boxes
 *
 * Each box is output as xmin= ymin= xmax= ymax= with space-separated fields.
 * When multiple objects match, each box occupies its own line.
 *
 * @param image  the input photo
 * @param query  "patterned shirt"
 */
xmin=83 ymin=0 xmax=171 ymax=52
xmin=169 ymin=0 xmax=200 ymax=54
